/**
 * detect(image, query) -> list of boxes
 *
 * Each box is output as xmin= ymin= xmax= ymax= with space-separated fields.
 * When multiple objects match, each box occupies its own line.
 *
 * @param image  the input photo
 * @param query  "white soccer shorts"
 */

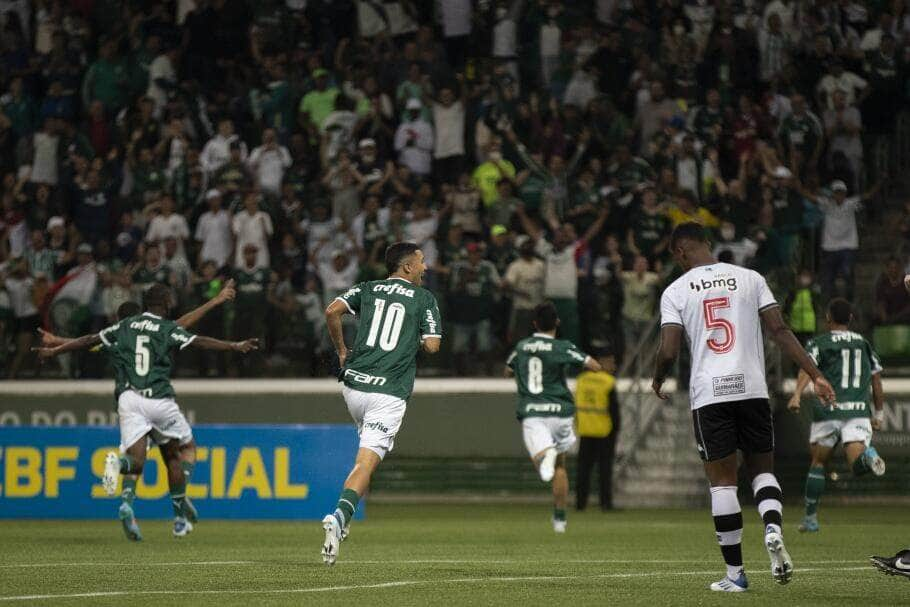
xmin=117 ymin=390 xmax=193 ymax=452
xmin=809 ymin=417 xmax=873 ymax=448
xmin=342 ymin=386 xmax=407 ymax=460
xmin=521 ymin=416 xmax=576 ymax=459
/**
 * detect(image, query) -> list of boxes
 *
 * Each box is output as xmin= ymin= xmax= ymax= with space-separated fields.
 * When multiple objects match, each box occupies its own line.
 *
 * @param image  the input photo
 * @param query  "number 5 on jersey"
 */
xmin=703 ymin=297 xmax=735 ymax=354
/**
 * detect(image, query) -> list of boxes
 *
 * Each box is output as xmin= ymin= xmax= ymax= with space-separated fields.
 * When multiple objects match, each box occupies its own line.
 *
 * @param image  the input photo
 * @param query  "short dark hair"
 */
xmin=670 ymin=222 xmax=708 ymax=250
xmin=533 ymin=301 xmax=559 ymax=332
xmin=385 ymin=241 xmax=421 ymax=275
xmin=828 ymin=298 xmax=853 ymax=325
xmin=144 ymin=283 xmax=171 ymax=310
xmin=116 ymin=301 xmax=141 ymax=321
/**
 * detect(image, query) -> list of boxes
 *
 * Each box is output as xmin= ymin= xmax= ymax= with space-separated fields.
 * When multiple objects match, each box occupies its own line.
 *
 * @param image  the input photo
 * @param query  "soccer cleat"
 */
xmin=709 ymin=571 xmax=749 ymax=592
xmin=870 ymin=550 xmax=910 ymax=578
xmin=798 ymin=516 xmax=819 ymax=533
xmin=863 ymin=447 xmax=886 ymax=477
xmin=765 ymin=530 xmax=793 ymax=584
xmin=552 ymin=518 xmax=567 ymax=534
xmin=322 ymin=514 xmax=341 ymax=565
xmin=173 ymin=517 xmax=194 ymax=538
xmin=118 ymin=503 xmax=142 ymax=542
xmin=538 ymin=448 xmax=557 ymax=482
xmin=181 ymin=497 xmax=199 ymax=524
xmin=340 ymin=523 xmax=350 ymax=542
xmin=102 ymin=452 xmax=120 ymax=497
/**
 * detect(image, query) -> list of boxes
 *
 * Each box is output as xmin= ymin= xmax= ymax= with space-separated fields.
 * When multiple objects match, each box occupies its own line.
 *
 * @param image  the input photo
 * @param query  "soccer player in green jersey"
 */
xmin=505 ymin=302 xmax=601 ymax=533
xmin=38 ymin=281 xmax=237 ymax=541
xmin=321 ymin=242 xmax=442 ymax=565
xmin=788 ymin=298 xmax=886 ymax=532
xmin=36 ymin=284 xmax=258 ymax=537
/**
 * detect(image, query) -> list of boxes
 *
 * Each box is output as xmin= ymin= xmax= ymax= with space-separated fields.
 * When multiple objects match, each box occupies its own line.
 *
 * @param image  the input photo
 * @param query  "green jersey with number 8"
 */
xmin=336 ymin=278 xmax=442 ymax=400
xmin=98 ymin=312 xmax=197 ymax=400
xmin=507 ymin=333 xmax=589 ymax=419
xmin=806 ymin=330 xmax=882 ymax=421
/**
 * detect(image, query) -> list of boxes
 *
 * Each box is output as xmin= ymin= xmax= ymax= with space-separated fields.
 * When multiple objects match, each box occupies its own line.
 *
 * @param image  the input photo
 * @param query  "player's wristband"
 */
xmin=873 ymin=409 xmax=885 ymax=424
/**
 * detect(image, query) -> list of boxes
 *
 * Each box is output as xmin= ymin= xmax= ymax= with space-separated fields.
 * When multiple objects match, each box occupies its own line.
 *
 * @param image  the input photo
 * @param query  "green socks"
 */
xmin=170 ymin=480 xmax=187 ymax=517
xmin=805 ymin=466 xmax=825 ymax=517
xmin=334 ymin=488 xmax=360 ymax=527
xmin=852 ymin=454 xmax=872 ymax=476
xmin=121 ymin=477 xmax=137 ymax=506
xmin=119 ymin=454 xmax=137 ymax=474
xmin=554 ymin=508 xmax=567 ymax=522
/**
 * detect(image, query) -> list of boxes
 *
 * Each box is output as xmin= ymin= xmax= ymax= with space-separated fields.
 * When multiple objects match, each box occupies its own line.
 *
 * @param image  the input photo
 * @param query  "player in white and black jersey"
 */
xmin=653 ymin=223 xmax=836 ymax=593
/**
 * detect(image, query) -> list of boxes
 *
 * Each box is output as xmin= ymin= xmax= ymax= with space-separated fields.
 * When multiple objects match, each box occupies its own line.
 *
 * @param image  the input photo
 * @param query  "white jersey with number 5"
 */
xmin=660 ymin=262 xmax=778 ymax=410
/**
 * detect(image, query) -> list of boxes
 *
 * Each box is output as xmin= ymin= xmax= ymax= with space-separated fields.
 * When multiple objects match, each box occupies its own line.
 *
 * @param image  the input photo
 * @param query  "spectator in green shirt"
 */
xmin=81 ymin=38 xmax=128 ymax=113
xmin=298 ymin=68 xmax=339 ymax=133
xmin=472 ymin=139 xmax=516 ymax=207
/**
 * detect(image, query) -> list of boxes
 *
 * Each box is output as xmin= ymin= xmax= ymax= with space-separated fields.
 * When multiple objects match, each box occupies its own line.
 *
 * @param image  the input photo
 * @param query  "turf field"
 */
xmin=0 ymin=504 xmax=907 ymax=606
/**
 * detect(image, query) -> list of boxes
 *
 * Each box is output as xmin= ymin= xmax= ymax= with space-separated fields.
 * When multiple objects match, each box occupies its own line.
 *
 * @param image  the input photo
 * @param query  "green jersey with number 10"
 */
xmin=98 ymin=312 xmax=197 ymax=400
xmin=507 ymin=333 xmax=588 ymax=419
xmin=806 ymin=330 xmax=882 ymax=421
xmin=337 ymin=277 xmax=442 ymax=400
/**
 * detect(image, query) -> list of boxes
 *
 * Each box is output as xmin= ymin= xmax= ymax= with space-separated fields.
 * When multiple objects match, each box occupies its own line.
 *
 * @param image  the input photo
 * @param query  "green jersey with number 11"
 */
xmin=98 ymin=312 xmax=197 ymax=400
xmin=337 ymin=277 xmax=442 ymax=400
xmin=806 ymin=330 xmax=882 ymax=421
xmin=507 ymin=333 xmax=588 ymax=419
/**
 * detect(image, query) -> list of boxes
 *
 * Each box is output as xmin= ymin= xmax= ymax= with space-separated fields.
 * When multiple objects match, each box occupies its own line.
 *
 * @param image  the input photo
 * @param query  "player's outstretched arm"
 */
xmin=760 ymin=306 xmax=836 ymax=404
xmin=652 ymin=324 xmax=682 ymax=400
xmin=871 ymin=373 xmax=885 ymax=430
xmin=33 ymin=333 xmax=102 ymax=358
xmin=37 ymin=327 xmax=69 ymax=347
xmin=584 ymin=356 xmax=603 ymax=372
xmin=190 ymin=336 xmax=259 ymax=352
xmin=325 ymin=299 xmax=350 ymax=366
xmin=176 ymin=279 xmax=236 ymax=329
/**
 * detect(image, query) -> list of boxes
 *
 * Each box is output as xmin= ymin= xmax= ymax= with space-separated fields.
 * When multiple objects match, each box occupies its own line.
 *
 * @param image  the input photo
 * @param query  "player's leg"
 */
xmin=105 ymin=391 xmax=153 ymax=496
xmin=799 ymin=442 xmax=833 ymax=532
xmin=694 ymin=404 xmax=748 ymax=592
xmin=842 ymin=418 xmax=885 ymax=476
xmin=522 ymin=418 xmax=558 ymax=482
xmin=600 ymin=434 xmax=616 ymax=511
xmin=145 ymin=397 xmax=196 ymax=536
xmin=552 ymin=453 xmax=569 ymax=533
xmin=741 ymin=399 xmax=792 ymax=585
xmin=112 ymin=437 xmax=147 ymax=541
xmin=575 ymin=437 xmax=595 ymax=511
xmin=176 ymin=439 xmax=199 ymax=523
xmin=871 ymin=548 xmax=910 ymax=578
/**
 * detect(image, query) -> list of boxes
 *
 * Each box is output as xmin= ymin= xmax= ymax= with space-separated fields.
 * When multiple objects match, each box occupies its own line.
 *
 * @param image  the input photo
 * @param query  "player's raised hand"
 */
xmin=786 ymin=393 xmax=801 ymax=413
xmin=813 ymin=375 xmax=836 ymax=406
xmin=651 ymin=378 xmax=669 ymax=401
xmin=37 ymin=328 xmax=63 ymax=347
xmin=233 ymin=339 xmax=260 ymax=353
xmin=216 ymin=279 xmax=236 ymax=303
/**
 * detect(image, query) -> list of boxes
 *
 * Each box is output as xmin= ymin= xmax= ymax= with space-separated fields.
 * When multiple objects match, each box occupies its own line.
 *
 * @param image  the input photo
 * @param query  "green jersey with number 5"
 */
xmin=98 ymin=312 xmax=197 ymax=400
xmin=336 ymin=277 xmax=442 ymax=400
xmin=507 ymin=333 xmax=588 ymax=419
xmin=806 ymin=330 xmax=882 ymax=421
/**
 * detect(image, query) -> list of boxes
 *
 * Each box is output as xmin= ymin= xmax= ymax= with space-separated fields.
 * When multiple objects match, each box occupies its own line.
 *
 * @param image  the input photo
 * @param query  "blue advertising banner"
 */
xmin=0 ymin=425 xmax=360 ymax=520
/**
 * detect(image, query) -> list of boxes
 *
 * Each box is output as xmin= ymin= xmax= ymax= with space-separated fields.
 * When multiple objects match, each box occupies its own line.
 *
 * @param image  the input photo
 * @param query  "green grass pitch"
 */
xmin=0 ymin=504 xmax=907 ymax=606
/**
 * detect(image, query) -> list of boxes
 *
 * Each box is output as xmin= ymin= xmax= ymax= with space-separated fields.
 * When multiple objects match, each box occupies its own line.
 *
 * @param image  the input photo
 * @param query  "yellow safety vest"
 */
xmin=574 ymin=371 xmax=615 ymax=438
xmin=789 ymin=288 xmax=816 ymax=333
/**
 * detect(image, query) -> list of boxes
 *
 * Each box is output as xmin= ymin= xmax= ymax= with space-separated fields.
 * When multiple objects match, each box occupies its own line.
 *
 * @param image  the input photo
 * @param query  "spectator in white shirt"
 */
xmin=247 ymin=128 xmax=292 ymax=197
xmin=823 ymin=90 xmax=863 ymax=191
xmin=145 ymin=195 xmax=190 ymax=260
xmin=146 ymin=46 xmax=178 ymax=118
xmin=440 ymin=0 xmax=472 ymax=70
xmin=232 ymin=191 xmax=273 ymax=269
xmin=195 ymin=189 xmax=233 ymax=269
xmin=816 ymin=59 xmax=868 ymax=110
xmin=394 ymin=98 xmax=434 ymax=177
xmin=432 ymin=77 xmax=466 ymax=185
xmin=200 ymin=118 xmax=247 ymax=176
xmin=316 ymin=248 xmax=359 ymax=306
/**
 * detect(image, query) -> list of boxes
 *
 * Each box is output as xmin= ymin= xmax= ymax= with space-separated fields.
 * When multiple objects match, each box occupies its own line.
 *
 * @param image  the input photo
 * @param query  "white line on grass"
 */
xmin=0 ymin=561 xmax=255 ymax=569
xmin=0 ymin=566 xmax=873 ymax=602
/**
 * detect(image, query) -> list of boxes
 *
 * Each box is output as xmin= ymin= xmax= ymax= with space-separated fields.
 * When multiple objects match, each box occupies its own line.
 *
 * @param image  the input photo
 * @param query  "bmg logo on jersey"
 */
xmin=690 ymin=277 xmax=738 ymax=292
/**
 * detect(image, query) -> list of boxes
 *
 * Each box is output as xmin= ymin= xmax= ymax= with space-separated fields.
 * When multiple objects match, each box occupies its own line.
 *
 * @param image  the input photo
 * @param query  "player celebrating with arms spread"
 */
xmin=653 ymin=223 xmax=835 ymax=592
xmin=321 ymin=242 xmax=442 ymax=565
xmin=789 ymin=298 xmax=886 ymax=533
xmin=506 ymin=302 xmax=601 ymax=533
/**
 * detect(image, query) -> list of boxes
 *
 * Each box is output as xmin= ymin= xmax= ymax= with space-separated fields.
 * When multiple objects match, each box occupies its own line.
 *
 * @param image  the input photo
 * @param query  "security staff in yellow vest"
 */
xmin=785 ymin=268 xmax=819 ymax=345
xmin=574 ymin=349 xmax=621 ymax=511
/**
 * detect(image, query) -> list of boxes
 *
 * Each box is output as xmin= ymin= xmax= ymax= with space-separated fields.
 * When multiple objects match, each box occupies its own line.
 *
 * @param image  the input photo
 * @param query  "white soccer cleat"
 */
xmin=322 ymin=514 xmax=341 ymax=565
xmin=173 ymin=517 xmax=193 ymax=538
xmin=552 ymin=518 xmax=567 ymax=534
xmin=340 ymin=523 xmax=350 ymax=542
xmin=102 ymin=452 xmax=120 ymax=497
xmin=538 ymin=448 xmax=557 ymax=482
xmin=709 ymin=571 xmax=749 ymax=592
xmin=765 ymin=530 xmax=793 ymax=584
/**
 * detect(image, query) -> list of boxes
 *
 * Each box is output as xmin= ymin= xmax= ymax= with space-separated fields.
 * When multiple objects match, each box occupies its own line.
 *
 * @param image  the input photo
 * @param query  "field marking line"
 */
xmin=0 ymin=566 xmax=873 ymax=602
xmin=0 ymin=561 xmax=255 ymax=569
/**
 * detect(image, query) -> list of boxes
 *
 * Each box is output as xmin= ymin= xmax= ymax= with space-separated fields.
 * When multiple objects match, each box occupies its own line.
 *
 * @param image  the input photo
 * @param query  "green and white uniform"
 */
xmin=806 ymin=330 xmax=882 ymax=448
xmin=335 ymin=277 xmax=442 ymax=458
xmin=98 ymin=312 xmax=196 ymax=451
xmin=507 ymin=333 xmax=589 ymax=456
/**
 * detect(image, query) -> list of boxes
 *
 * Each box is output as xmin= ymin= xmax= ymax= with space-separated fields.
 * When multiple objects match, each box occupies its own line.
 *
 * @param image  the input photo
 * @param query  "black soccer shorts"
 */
xmin=691 ymin=398 xmax=774 ymax=462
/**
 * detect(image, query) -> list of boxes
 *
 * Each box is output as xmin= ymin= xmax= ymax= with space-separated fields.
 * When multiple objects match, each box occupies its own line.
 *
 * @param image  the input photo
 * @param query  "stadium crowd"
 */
xmin=0 ymin=0 xmax=908 ymax=378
